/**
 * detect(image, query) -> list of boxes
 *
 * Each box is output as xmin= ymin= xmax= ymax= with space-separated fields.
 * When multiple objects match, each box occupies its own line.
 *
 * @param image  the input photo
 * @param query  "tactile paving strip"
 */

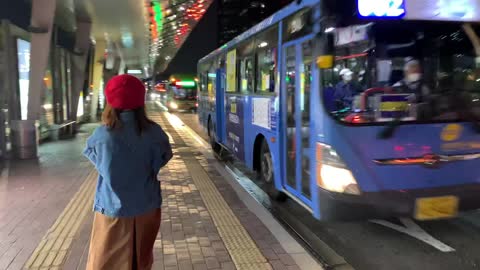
xmin=158 ymin=112 xmax=272 ymax=270
xmin=24 ymin=170 xmax=97 ymax=270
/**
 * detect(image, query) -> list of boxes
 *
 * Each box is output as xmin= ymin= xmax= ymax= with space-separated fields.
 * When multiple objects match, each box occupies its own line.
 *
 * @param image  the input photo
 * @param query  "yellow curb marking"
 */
xmin=24 ymin=170 xmax=97 ymax=269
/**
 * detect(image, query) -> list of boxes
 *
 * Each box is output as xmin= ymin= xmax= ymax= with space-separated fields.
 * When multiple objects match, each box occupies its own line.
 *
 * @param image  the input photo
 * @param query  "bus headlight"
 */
xmin=316 ymin=143 xmax=361 ymax=195
xmin=170 ymin=102 xmax=178 ymax=109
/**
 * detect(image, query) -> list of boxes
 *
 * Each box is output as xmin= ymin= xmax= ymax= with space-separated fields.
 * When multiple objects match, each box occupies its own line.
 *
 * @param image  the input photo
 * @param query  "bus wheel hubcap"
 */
xmin=262 ymin=153 xmax=273 ymax=183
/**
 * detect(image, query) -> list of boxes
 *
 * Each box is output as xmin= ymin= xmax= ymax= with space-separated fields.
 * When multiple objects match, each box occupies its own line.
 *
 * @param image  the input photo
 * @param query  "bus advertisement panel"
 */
xmin=226 ymin=96 xmax=245 ymax=160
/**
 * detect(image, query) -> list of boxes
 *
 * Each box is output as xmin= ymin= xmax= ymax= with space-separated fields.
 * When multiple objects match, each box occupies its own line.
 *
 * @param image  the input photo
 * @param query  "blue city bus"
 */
xmin=197 ymin=0 xmax=480 ymax=220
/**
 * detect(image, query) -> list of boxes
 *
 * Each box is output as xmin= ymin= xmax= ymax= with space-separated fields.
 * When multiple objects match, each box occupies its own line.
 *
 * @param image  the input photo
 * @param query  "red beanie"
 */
xmin=104 ymin=74 xmax=146 ymax=110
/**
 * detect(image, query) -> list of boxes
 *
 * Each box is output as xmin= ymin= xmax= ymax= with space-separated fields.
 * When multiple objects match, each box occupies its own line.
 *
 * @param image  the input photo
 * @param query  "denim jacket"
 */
xmin=83 ymin=112 xmax=172 ymax=217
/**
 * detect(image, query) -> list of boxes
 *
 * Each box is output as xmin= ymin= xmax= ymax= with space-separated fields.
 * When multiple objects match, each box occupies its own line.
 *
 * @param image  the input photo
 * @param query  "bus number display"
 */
xmin=358 ymin=0 xmax=406 ymax=18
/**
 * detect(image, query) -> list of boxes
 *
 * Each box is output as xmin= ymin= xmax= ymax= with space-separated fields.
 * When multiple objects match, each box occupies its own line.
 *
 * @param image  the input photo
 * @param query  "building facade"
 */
xmin=218 ymin=0 xmax=292 ymax=45
xmin=0 ymin=0 xmax=95 ymax=158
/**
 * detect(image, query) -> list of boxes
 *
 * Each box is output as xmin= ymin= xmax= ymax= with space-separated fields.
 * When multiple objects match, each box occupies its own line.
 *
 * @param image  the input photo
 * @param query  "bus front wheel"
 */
xmin=208 ymin=119 xmax=220 ymax=153
xmin=259 ymin=141 xmax=287 ymax=202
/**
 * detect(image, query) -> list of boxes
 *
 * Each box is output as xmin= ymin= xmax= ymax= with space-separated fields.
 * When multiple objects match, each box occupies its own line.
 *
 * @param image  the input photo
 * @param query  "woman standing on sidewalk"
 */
xmin=83 ymin=74 xmax=172 ymax=270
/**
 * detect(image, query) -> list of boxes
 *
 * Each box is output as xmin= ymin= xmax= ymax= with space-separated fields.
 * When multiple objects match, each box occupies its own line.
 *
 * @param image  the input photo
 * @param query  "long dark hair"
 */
xmin=102 ymin=104 xmax=155 ymax=135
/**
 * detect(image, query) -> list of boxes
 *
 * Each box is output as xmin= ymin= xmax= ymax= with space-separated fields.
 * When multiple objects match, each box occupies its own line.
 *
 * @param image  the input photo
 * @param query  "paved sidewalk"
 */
xmin=0 ymin=124 xmax=98 ymax=270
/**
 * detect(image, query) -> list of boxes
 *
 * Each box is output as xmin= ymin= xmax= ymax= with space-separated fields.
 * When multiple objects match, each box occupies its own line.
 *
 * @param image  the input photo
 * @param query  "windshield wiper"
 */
xmin=450 ymin=89 xmax=480 ymax=133
xmin=462 ymin=110 xmax=480 ymax=133
xmin=377 ymin=117 xmax=402 ymax=139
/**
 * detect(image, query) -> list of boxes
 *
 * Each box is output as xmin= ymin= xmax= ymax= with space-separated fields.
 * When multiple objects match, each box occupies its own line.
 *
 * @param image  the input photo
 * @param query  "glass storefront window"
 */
xmin=60 ymin=49 xmax=68 ymax=121
xmin=42 ymin=68 xmax=54 ymax=126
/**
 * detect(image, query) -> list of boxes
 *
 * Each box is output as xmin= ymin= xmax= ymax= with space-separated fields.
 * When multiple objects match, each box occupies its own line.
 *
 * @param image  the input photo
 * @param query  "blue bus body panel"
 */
xmin=309 ymin=61 xmax=322 ymax=218
xmin=322 ymin=119 xmax=480 ymax=192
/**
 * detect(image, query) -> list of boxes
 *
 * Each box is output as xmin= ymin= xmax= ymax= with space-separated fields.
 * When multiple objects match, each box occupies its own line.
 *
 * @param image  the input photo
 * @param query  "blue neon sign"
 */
xmin=358 ymin=0 xmax=406 ymax=18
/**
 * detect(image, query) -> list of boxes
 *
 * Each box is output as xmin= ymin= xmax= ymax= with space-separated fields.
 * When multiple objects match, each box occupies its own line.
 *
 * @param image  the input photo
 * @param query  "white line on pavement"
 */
xmin=371 ymin=218 xmax=456 ymax=252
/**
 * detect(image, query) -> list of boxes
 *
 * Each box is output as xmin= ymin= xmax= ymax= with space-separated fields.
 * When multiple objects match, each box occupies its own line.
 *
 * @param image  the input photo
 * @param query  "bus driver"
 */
xmin=393 ymin=59 xmax=430 ymax=103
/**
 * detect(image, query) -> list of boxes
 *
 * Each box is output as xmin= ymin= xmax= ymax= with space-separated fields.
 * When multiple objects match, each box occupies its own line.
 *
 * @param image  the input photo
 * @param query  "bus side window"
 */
xmin=320 ymin=68 xmax=337 ymax=111
xmin=237 ymin=38 xmax=256 ymax=93
xmin=238 ymin=57 xmax=255 ymax=93
xmin=198 ymin=63 xmax=206 ymax=92
xmin=208 ymin=67 xmax=216 ymax=96
xmin=200 ymin=73 xmax=207 ymax=92
xmin=255 ymin=25 xmax=279 ymax=94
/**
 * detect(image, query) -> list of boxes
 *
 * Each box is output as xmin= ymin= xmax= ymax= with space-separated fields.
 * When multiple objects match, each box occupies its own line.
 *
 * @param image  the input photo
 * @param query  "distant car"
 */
xmin=155 ymin=83 xmax=168 ymax=100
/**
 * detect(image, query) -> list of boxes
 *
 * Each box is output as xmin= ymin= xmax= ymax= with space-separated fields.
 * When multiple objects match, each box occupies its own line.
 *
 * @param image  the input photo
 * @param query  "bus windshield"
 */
xmin=171 ymin=85 xmax=197 ymax=101
xmin=323 ymin=21 xmax=480 ymax=125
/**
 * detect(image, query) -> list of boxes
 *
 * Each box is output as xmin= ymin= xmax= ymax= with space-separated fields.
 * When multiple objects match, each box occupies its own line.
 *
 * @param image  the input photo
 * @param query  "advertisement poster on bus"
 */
xmin=252 ymin=97 xmax=278 ymax=131
xmin=226 ymin=50 xmax=237 ymax=92
xmin=226 ymin=96 xmax=245 ymax=160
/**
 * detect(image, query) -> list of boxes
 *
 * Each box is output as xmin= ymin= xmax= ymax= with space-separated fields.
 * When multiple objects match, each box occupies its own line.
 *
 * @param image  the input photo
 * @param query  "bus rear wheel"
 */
xmin=259 ymin=141 xmax=287 ymax=202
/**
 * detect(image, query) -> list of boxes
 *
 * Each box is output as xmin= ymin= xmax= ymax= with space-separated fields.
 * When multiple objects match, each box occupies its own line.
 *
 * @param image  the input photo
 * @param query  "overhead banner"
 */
xmin=226 ymin=50 xmax=237 ymax=92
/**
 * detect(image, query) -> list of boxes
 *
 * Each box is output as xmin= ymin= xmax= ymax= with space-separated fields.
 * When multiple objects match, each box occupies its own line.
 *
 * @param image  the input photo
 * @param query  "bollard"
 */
xmin=10 ymin=120 xmax=39 ymax=159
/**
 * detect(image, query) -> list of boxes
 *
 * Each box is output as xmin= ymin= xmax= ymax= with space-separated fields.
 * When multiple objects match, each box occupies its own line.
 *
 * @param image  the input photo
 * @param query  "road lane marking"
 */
xmin=165 ymin=113 xmax=209 ymax=149
xmin=371 ymin=218 xmax=455 ymax=252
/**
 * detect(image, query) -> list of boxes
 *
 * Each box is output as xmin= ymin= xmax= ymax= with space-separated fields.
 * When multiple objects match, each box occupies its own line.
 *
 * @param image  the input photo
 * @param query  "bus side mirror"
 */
xmin=317 ymin=55 xmax=334 ymax=69
xmin=317 ymin=32 xmax=335 ymax=69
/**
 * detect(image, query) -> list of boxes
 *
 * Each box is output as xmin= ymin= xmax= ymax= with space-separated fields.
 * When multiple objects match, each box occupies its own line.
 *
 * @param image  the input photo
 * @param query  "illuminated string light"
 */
xmin=145 ymin=0 xmax=212 ymax=60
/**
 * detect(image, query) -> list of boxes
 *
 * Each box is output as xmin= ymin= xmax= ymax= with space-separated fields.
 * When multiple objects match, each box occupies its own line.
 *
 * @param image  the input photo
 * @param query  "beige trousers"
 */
xmin=86 ymin=209 xmax=161 ymax=270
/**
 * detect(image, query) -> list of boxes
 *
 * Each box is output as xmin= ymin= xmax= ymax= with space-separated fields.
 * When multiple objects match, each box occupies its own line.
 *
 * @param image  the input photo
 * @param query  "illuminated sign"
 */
xmin=127 ymin=69 xmax=142 ymax=75
xmin=17 ymin=39 xmax=30 ymax=120
xmin=175 ymin=81 xmax=196 ymax=87
xmin=358 ymin=0 xmax=406 ymax=18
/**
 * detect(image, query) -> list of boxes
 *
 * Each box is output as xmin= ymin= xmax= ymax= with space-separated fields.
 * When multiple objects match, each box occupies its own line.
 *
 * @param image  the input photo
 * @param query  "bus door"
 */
xmin=216 ymin=68 xmax=226 ymax=144
xmin=282 ymin=36 xmax=314 ymax=205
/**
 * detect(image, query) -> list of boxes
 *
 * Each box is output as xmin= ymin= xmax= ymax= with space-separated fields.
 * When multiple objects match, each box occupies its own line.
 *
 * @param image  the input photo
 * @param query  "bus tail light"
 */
xmin=316 ymin=143 xmax=361 ymax=195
